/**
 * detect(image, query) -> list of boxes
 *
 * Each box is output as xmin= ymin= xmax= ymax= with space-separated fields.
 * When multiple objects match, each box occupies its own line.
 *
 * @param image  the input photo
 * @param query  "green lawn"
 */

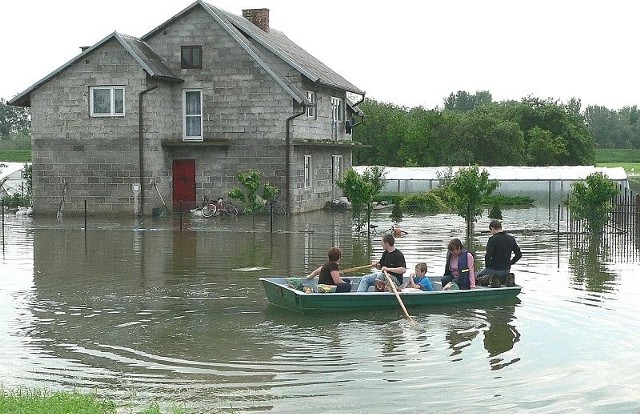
xmin=596 ymin=148 xmax=640 ymax=174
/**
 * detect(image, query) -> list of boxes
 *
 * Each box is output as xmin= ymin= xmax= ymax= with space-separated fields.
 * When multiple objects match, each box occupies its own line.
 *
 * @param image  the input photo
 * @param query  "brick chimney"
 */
xmin=242 ymin=8 xmax=269 ymax=32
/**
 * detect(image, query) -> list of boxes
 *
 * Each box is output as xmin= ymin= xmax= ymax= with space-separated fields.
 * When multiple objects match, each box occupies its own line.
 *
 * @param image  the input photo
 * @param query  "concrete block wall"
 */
xmin=27 ymin=4 xmax=357 ymax=216
xmin=30 ymin=38 xmax=148 ymax=217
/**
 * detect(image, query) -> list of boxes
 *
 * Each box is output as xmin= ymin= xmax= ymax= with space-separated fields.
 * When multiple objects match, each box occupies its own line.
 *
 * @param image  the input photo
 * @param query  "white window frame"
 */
xmin=90 ymin=86 xmax=125 ymax=117
xmin=332 ymin=155 xmax=342 ymax=184
xmin=304 ymin=155 xmax=312 ymax=188
xmin=182 ymin=89 xmax=203 ymax=141
xmin=306 ymin=91 xmax=316 ymax=118
xmin=331 ymin=97 xmax=343 ymax=122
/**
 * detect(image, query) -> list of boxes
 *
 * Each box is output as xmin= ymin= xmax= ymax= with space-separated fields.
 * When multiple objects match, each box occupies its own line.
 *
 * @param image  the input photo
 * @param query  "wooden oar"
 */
xmin=341 ymin=264 xmax=373 ymax=273
xmin=384 ymin=270 xmax=416 ymax=325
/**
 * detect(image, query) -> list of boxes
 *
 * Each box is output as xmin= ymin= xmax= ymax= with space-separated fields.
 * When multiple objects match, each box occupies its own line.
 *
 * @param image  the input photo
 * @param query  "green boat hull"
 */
xmin=260 ymin=276 xmax=522 ymax=313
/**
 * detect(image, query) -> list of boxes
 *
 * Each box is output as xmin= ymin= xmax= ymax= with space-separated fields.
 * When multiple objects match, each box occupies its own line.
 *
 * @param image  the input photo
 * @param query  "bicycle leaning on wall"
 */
xmin=202 ymin=196 xmax=239 ymax=217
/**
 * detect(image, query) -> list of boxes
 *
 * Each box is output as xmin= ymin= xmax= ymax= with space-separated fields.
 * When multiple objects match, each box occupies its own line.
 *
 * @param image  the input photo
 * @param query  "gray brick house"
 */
xmin=9 ymin=1 xmax=365 ymax=216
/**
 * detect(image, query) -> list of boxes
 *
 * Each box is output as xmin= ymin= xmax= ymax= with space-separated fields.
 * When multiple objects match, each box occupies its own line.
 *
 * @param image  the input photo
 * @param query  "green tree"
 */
xmin=568 ymin=172 xmax=619 ymax=233
xmin=450 ymin=109 xmax=525 ymax=165
xmin=443 ymin=90 xmax=493 ymax=112
xmin=337 ymin=166 xmax=386 ymax=232
xmin=508 ymin=98 xmax=595 ymax=165
xmin=0 ymin=98 xmax=30 ymax=138
xmin=228 ymin=170 xmax=278 ymax=215
xmin=401 ymin=108 xmax=453 ymax=167
xmin=527 ymin=126 xmax=568 ymax=165
xmin=442 ymin=165 xmax=499 ymax=238
xmin=354 ymin=99 xmax=409 ymax=166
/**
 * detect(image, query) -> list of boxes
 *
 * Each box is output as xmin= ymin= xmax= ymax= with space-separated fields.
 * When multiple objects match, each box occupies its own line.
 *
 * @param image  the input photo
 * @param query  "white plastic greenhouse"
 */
xmin=353 ymin=165 xmax=629 ymax=204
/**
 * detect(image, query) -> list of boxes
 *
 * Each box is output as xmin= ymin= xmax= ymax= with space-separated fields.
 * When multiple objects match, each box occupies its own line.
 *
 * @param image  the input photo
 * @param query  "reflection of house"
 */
xmin=9 ymin=1 xmax=364 ymax=216
xmin=0 ymin=162 xmax=29 ymax=198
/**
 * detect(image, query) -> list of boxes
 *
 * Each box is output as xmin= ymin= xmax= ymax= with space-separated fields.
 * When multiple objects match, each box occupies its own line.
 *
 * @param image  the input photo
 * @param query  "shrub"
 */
xmin=399 ymin=192 xmax=448 ymax=213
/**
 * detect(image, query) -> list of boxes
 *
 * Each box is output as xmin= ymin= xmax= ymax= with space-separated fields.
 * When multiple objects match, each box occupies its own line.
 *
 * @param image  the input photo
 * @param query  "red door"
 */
xmin=173 ymin=159 xmax=196 ymax=212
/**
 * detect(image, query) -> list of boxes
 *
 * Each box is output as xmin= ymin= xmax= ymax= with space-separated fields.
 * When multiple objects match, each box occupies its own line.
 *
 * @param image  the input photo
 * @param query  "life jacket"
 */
xmin=444 ymin=249 xmax=473 ymax=290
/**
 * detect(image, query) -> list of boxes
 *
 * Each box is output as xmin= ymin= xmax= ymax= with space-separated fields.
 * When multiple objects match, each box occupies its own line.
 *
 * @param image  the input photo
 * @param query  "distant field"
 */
xmin=0 ymin=150 xmax=30 ymax=162
xmin=596 ymin=148 xmax=640 ymax=163
xmin=596 ymin=149 xmax=640 ymax=174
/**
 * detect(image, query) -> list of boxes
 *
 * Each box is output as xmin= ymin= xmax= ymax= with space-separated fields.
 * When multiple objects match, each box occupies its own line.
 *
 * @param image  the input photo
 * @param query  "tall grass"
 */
xmin=0 ymin=388 xmax=115 ymax=414
xmin=0 ymin=388 xmax=195 ymax=414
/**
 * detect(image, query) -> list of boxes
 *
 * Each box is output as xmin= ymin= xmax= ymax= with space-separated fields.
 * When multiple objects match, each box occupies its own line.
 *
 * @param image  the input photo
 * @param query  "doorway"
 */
xmin=172 ymin=159 xmax=196 ymax=212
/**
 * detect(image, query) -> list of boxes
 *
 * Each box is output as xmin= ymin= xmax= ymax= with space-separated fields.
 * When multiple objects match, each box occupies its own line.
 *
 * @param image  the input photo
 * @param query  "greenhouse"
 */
xmin=353 ymin=165 xmax=629 ymax=205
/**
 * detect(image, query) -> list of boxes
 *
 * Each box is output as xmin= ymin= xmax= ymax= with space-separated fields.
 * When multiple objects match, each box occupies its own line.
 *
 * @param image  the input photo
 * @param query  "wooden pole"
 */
xmin=384 ymin=271 xmax=416 ymax=324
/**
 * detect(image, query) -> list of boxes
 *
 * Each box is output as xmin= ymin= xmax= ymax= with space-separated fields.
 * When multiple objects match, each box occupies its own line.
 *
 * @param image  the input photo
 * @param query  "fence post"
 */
xmin=84 ymin=200 xmax=87 ymax=231
xmin=1 ymin=199 xmax=4 ymax=253
xmin=270 ymin=201 xmax=274 ymax=234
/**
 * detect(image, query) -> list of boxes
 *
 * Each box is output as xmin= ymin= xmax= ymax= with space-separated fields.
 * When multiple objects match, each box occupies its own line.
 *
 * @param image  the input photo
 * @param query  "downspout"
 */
xmin=138 ymin=84 xmax=158 ymax=218
xmin=285 ymin=104 xmax=306 ymax=211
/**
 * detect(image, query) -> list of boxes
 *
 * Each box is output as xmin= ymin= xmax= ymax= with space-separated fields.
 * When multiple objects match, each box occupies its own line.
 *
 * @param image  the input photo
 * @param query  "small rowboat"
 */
xmin=260 ymin=275 xmax=521 ymax=313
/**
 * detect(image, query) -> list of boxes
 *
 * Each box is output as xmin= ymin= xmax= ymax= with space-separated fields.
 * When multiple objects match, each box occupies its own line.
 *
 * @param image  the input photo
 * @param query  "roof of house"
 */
xmin=216 ymin=6 xmax=365 ymax=95
xmin=10 ymin=0 xmax=364 ymax=109
xmin=9 ymin=33 xmax=182 ymax=107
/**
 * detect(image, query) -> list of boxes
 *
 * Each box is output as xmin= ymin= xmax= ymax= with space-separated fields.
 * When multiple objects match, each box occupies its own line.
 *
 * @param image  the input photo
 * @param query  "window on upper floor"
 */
xmin=183 ymin=89 xmax=203 ymax=141
xmin=331 ymin=97 xmax=343 ymax=122
xmin=306 ymin=91 xmax=316 ymax=119
xmin=181 ymin=46 xmax=202 ymax=69
xmin=90 ymin=86 xmax=124 ymax=117
xmin=304 ymin=155 xmax=312 ymax=188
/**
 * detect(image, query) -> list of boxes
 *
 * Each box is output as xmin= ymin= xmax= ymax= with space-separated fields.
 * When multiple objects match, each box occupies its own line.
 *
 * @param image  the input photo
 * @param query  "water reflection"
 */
xmin=3 ymin=208 xmax=640 ymax=412
xmin=568 ymin=234 xmax=617 ymax=293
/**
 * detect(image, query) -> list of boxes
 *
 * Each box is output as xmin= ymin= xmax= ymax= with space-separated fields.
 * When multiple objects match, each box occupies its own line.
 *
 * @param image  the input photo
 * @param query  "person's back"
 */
xmin=477 ymin=220 xmax=522 ymax=285
xmin=486 ymin=230 xmax=520 ymax=271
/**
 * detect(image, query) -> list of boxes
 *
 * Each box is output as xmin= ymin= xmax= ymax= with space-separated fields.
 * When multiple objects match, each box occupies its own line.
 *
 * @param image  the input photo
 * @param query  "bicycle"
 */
xmin=202 ymin=196 xmax=239 ymax=217
xmin=264 ymin=201 xmax=288 ymax=217
xmin=200 ymin=195 xmax=217 ymax=218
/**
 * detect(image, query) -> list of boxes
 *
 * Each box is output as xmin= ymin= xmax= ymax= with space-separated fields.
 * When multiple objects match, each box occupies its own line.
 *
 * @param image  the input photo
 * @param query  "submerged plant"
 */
xmin=568 ymin=172 xmax=618 ymax=233
xmin=228 ymin=170 xmax=278 ymax=215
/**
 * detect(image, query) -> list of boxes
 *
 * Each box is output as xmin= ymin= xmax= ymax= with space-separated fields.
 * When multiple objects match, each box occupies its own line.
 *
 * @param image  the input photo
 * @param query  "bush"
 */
xmin=399 ymin=192 xmax=448 ymax=213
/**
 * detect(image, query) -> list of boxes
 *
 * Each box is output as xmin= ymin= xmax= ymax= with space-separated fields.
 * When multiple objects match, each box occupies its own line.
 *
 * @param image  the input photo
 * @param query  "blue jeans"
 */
xmin=477 ymin=267 xmax=510 ymax=284
xmin=357 ymin=273 xmax=399 ymax=292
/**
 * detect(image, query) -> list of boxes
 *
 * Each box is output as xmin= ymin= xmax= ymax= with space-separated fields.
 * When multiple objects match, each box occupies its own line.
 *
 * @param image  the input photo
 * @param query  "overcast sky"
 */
xmin=2 ymin=0 xmax=639 ymax=110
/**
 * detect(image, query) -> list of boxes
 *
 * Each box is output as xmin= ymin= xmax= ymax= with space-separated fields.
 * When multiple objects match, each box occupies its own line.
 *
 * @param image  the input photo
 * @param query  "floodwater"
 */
xmin=1 ymin=207 xmax=639 ymax=413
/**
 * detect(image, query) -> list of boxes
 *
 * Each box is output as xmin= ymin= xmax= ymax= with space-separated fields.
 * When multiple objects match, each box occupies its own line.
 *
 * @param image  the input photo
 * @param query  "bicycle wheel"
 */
xmin=274 ymin=206 xmax=288 ymax=216
xmin=224 ymin=202 xmax=239 ymax=216
xmin=202 ymin=203 xmax=216 ymax=218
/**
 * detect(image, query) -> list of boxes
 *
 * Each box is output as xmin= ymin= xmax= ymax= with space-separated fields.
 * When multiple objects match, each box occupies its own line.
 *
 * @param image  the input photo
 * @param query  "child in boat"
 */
xmin=402 ymin=262 xmax=433 ymax=291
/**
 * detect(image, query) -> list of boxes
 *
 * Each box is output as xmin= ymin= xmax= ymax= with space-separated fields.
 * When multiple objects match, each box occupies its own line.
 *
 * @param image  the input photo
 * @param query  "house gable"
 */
xmin=9 ymin=32 xmax=181 ymax=107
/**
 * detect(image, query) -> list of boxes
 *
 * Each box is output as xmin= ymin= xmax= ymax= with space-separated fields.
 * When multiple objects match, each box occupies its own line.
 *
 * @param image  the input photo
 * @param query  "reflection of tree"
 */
xmin=482 ymin=304 xmax=521 ymax=370
xmin=351 ymin=237 xmax=372 ymax=268
xmin=444 ymin=309 xmax=480 ymax=359
xmin=569 ymin=234 xmax=616 ymax=293
xmin=443 ymin=304 xmax=520 ymax=370
xmin=445 ymin=327 xmax=479 ymax=360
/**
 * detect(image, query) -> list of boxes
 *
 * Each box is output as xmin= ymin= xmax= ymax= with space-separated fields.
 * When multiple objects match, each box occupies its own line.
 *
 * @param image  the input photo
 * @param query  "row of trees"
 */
xmin=353 ymin=91 xmax=640 ymax=167
xmin=340 ymin=165 xmax=618 ymax=237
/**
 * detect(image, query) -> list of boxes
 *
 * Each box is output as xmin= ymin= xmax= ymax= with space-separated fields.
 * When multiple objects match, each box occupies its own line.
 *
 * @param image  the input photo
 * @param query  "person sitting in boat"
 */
xmin=402 ymin=262 xmax=433 ymax=292
xmin=441 ymin=238 xmax=476 ymax=290
xmin=357 ymin=234 xmax=407 ymax=292
xmin=476 ymin=220 xmax=521 ymax=286
xmin=306 ymin=247 xmax=352 ymax=293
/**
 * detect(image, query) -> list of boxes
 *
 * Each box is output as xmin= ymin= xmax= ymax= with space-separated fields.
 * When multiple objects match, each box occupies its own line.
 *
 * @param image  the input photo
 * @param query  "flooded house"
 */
xmin=8 ymin=1 xmax=364 ymax=217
